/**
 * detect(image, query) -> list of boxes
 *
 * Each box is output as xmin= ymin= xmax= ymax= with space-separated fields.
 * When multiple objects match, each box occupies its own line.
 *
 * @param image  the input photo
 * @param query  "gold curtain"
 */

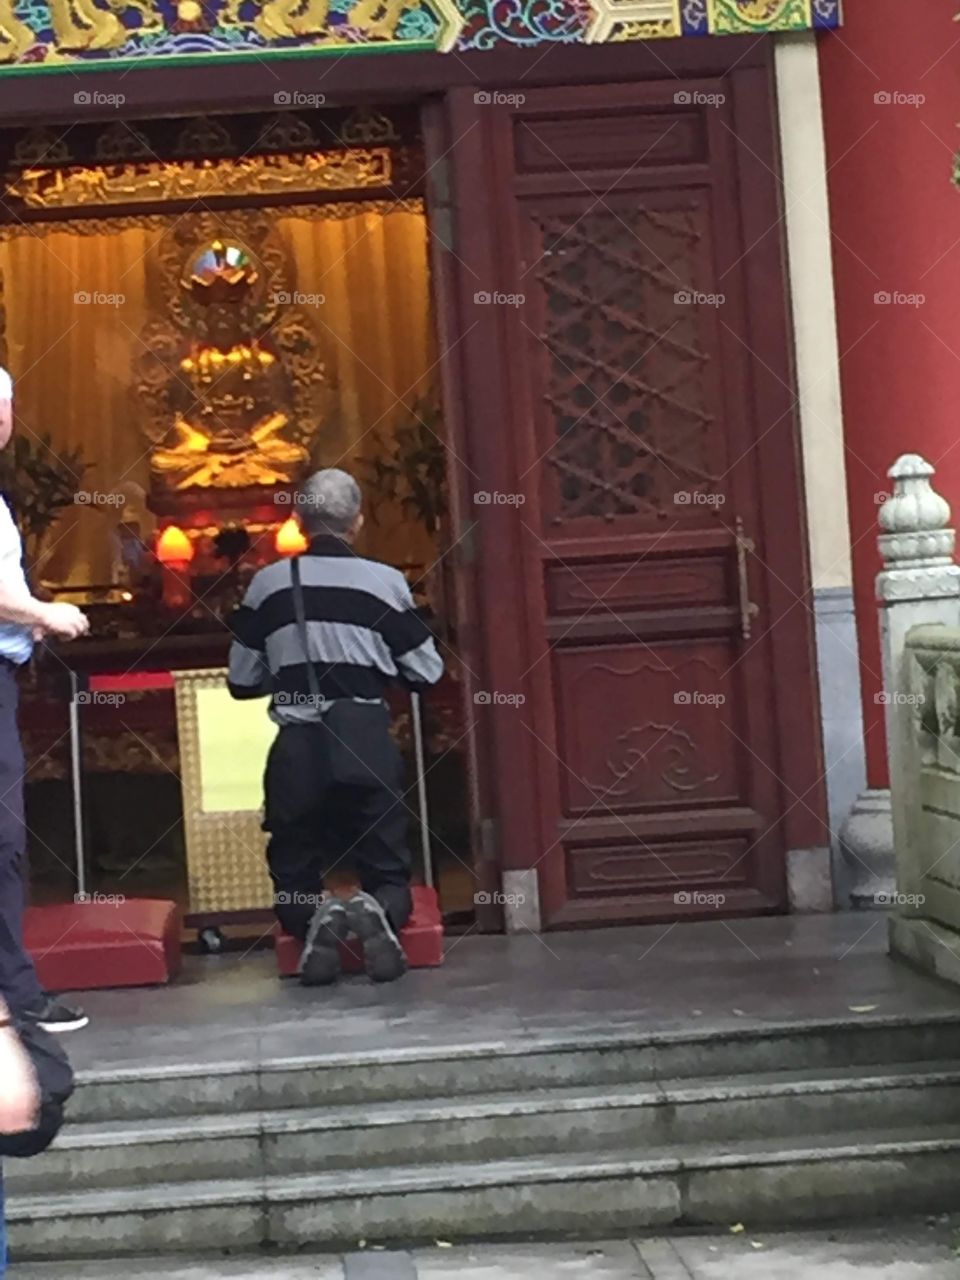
xmin=274 ymin=209 xmax=437 ymax=569
xmin=2 ymin=225 xmax=155 ymax=586
xmin=0 ymin=206 xmax=436 ymax=586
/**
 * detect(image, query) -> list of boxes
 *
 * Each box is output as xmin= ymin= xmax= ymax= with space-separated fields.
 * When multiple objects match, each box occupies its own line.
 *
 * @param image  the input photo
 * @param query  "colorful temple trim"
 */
xmin=0 ymin=0 xmax=841 ymax=71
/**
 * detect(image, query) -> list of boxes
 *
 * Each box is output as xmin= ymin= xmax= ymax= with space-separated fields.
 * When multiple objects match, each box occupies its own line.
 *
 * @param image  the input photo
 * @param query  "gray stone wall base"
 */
xmin=889 ymin=914 xmax=960 ymax=988
xmin=502 ymin=869 xmax=541 ymax=933
xmin=786 ymin=847 xmax=834 ymax=913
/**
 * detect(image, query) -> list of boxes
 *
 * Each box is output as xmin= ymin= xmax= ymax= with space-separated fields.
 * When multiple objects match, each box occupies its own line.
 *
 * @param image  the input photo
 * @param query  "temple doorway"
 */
xmin=0 ymin=105 xmax=479 ymax=939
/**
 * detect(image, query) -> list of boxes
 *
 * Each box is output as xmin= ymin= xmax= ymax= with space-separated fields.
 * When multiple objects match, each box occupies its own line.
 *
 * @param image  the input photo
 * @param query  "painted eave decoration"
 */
xmin=0 ymin=0 xmax=841 ymax=71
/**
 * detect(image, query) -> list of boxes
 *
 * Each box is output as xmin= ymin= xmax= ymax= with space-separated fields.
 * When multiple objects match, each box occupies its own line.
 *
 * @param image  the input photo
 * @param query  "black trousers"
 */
xmin=263 ymin=721 xmax=413 ymax=940
xmin=0 ymin=663 xmax=43 ymax=1012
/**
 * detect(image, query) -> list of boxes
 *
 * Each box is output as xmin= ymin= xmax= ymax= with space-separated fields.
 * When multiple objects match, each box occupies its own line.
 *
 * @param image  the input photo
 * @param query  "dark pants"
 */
xmin=263 ymin=721 xmax=412 ymax=940
xmin=0 ymin=664 xmax=42 ymax=1013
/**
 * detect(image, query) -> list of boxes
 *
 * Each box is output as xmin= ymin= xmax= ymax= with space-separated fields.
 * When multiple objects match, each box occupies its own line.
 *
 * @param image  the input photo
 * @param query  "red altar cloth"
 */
xmin=274 ymin=884 xmax=444 ymax=976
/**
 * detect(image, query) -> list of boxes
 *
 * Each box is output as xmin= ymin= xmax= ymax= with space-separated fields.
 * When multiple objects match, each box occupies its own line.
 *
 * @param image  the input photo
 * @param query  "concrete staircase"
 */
xmin=9 ymin=1015 xmax=960 ymax=1261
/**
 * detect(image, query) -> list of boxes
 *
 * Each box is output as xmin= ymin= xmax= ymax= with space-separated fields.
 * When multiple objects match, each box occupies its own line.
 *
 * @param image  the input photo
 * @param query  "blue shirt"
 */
xmin=0 ymin=499 xmax=33 ymax=665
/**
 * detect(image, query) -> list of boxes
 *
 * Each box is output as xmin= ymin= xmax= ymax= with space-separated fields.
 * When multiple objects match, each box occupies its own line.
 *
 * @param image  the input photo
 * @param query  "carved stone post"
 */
xmin=877 ymin=455 xmax=960 ymax=912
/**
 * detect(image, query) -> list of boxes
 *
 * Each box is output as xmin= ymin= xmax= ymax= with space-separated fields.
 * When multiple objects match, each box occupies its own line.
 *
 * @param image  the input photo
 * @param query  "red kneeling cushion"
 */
xmin=275 ymin=884 xmax=443 ymax=976
xmin=24 ymin=899 xmax=183 ymax=991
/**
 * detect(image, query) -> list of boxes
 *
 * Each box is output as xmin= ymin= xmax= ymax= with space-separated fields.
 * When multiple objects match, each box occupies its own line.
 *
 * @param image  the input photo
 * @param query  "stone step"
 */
xmin=9 ymin=1060 xmax=960 ymax=1193
xmin=68 ymin=1014 xmax=960 ymax=1123
xmin=9 ymin=1128 xmax=960 ymax=1260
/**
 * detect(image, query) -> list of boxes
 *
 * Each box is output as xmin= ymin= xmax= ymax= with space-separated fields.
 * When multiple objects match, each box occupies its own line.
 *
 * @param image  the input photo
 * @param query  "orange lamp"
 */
xmin=275 ymin=517 xmax=307 ymax=557
xmin=156 ymin=525 xmax=194 ymax=565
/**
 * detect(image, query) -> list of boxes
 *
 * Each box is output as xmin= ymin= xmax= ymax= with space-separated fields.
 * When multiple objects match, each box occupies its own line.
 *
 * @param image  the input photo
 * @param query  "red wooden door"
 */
xmin=432 ymin=68 xmax=825 ymax=928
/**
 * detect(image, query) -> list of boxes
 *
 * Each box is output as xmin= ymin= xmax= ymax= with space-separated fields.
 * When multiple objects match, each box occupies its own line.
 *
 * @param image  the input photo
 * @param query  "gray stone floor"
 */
xmin=62 ymin=912 xmax=960 ymax=1078
xmin=10 ymin=1225 xmax=960 ymax=1277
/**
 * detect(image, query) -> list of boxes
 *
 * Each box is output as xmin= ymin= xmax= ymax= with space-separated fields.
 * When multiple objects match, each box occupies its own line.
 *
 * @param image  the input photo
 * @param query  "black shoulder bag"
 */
xmin=0 ymin=1020 xmax=74 ymax=1158
xmin=289 ymin=557 xmax=399 ymax=790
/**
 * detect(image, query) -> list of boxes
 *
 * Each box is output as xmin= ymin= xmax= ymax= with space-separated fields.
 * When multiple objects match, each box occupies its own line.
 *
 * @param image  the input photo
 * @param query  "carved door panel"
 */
xmin=439 ymin=72 xmax=822 ymax=927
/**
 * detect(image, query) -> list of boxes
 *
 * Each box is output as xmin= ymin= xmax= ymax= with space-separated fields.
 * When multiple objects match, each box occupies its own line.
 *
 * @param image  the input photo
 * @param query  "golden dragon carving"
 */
xmin=49 ymin=0 xmax=162 ymax=52
xmin=0 ymin=0 xmax=36 ymax=61
xmin=221 ymin=0 xmax=409 ymax=40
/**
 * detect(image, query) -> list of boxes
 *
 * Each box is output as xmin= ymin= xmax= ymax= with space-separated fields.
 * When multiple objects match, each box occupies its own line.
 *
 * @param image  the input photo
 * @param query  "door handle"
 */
xmin=735 ymin=516 xmax=760 ymax=641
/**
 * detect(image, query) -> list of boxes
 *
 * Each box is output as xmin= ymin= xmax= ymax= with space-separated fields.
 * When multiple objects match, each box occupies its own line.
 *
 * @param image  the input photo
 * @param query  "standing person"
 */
xmin=228 ymin=468 xmax=444 ymax=985
xmin=0 ymin=368 xmax=90 ymax=1032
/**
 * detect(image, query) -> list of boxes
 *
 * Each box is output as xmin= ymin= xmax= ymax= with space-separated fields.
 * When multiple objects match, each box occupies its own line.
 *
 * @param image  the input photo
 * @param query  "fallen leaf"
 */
xmin=730 ymin=1223 xmax=745 ymax=1234
xmin=732 ymin=1008 xmax=746 ymax=1017
xmin=849 ymin=1004 xmax=878 ymax=1013
xmin=435 ymin=1240 xmax=454 ymax=1248
xmin=750 ymin=1242 xmax=765 ymax=1250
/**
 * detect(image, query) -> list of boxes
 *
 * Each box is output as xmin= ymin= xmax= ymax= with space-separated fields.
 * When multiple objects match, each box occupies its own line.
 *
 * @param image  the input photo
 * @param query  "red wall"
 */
xmin=819 ymin=0 xmax=960 ymax=787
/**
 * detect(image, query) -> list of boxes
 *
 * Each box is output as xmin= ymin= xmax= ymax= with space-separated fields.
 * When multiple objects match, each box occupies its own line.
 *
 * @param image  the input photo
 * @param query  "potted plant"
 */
xmin=0 ymin=432 xmax=87 ymax=574
xmin=357 ymin=396 xmax=453 ymax=637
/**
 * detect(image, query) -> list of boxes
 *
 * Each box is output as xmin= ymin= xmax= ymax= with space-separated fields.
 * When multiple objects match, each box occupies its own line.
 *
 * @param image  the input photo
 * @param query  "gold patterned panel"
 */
xmin=707 ymin=0 xmax=811 ymax=34
xmin=7 ymin=148 xmax=393 ymax=212
xmin=0 ymin=196 xmax=423 ymax=241
xmin=585 ymin=0 xmax=680 ymax=42
xmin=174 ymin=668 xmax=275 ymax=915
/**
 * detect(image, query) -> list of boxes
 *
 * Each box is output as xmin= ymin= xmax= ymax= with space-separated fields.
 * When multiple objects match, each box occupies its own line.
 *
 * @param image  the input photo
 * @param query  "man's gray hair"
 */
xmin=298 ymin=468 xmax=362 ymax=536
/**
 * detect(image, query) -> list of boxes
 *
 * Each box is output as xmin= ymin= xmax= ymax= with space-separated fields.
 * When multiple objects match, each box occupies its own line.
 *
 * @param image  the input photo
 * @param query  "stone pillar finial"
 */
xmin=878 ymin=454 xmax=959 ymax=601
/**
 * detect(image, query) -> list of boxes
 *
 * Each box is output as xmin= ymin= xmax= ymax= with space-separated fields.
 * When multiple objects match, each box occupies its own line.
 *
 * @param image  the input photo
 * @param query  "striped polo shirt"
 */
xmin=227 ymin=535 xmax=444 ymax=726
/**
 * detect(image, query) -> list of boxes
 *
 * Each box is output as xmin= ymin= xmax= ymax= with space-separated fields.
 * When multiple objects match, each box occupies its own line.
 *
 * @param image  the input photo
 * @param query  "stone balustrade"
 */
xmin=880 ymin=456 xmax=960 ymax=982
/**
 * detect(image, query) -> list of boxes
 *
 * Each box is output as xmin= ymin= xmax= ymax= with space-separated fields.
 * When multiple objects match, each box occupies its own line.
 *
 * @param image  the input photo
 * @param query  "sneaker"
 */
xmin=344 ymin=891 xmax=407 ymax=983
xmin=298 ymin=896 xmax=349 ymax=987
xmin=21 ymin=994 xmax=89 ymax=1034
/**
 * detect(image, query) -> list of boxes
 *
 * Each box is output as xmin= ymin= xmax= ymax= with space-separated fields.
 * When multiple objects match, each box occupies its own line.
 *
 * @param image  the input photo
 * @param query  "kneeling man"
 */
xmin=228 ymin=469 xmax=443 ymax=984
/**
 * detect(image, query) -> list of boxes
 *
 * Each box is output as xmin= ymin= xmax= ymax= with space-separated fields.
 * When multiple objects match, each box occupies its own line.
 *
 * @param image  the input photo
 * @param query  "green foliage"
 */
xmin=0 ymin=432 xmax=87 ymax=566
xmin=360 ymin=397 xmax=447 ymax=537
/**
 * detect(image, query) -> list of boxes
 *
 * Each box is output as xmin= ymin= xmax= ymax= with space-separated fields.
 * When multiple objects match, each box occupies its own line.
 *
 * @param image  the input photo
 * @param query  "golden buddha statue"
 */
xmin=151 ymin=241 xmax=308 ymax=491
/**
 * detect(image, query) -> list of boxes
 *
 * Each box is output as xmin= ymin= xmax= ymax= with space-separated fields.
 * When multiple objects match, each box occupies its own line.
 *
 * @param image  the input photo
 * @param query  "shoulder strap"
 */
xmin=290 ymin=556 xmax=321 ymax=702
